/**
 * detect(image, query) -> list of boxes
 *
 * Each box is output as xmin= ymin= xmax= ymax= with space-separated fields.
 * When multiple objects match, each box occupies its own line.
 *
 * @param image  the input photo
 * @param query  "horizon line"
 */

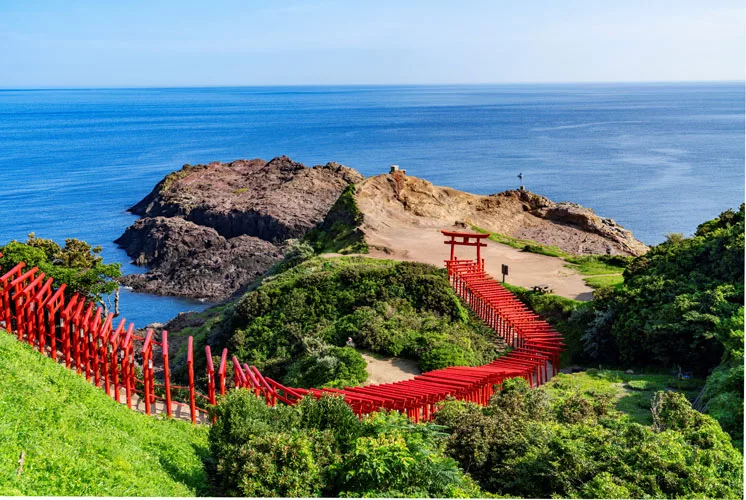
xmin=0 ymin=79 xmax=743 ymax=91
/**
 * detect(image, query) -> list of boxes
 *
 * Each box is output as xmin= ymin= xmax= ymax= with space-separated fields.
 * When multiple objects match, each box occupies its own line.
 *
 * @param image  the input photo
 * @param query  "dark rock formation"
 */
xmin=117 ymin=156 xmax=362 ymax=300
xmin=115 ymin=217 xmax=282 ymax=300
xmin=129 ymin=156 xmax=363 ymax=242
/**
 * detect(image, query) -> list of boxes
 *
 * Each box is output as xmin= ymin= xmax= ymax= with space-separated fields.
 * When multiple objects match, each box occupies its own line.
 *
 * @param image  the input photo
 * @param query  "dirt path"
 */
xmin=361 ymin=352 xmax=421 ymax=386
xmin=366 ymin=225 xmax=594 ymax=301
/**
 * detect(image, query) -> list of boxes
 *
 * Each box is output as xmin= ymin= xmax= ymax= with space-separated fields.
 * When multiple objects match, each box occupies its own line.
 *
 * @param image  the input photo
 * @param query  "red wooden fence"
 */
xmin=0 ymin=231 xmax=563 ymax=424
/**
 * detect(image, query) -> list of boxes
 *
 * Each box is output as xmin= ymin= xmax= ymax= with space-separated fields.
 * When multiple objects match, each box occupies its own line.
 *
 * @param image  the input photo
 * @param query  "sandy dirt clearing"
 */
xmin=366 ymin=225 xmax=594 ymax=301
xmin=361 ymin=352 xmax=421 ymax=385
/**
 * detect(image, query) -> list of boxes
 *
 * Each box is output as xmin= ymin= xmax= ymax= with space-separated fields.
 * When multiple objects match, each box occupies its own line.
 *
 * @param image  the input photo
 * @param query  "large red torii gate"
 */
xmin=442 ymin=230 xmax=489 ymax=267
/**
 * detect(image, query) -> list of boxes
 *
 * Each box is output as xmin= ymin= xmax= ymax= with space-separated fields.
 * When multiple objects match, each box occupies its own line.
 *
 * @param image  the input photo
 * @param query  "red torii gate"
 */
xmin=442 ymin=230 xmax=489 ymax=266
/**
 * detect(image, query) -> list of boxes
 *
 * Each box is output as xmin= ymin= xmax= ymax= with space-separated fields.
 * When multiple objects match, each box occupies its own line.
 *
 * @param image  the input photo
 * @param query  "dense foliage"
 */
xmin=508 ymin=208 xmax=744 ymax=441
xmin=225 ymin=257 xmax=500 ymax=387
xmin=435 ymin=378 xmax=743 ymax=499
xmin=579 ymin=206 xmax=744 ymax=440
xmin=0 ymin=234 xmax=121 ymax=309
xmin=207 ymin=390 xmax=482 ymax=497
xmin=0 ymin=330 xmax=207 ymax=495
xmin=585 ymin=206 xmax=743 ymax=371
xmin=304 ymin=185 xmax=368 ymax=254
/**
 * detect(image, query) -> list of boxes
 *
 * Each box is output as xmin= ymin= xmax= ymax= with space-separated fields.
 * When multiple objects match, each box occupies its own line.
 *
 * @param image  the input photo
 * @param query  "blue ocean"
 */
xmin=0 ymin=83 xmax=743 ymax=325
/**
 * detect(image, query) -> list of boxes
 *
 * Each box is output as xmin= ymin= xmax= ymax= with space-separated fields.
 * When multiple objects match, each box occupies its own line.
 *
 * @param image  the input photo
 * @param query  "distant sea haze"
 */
xmin=0 ymin=82 xmax=743 ymax=325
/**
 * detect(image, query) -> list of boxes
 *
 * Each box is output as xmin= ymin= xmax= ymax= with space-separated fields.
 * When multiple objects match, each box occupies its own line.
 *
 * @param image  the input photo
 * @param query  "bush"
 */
xmin=578 ymin=206 xmax=745 ymax=440
xmin=0 ymin=234 xmax=121 ymax=308
xmin=207 ymin=391 xmax=482 ymax=498
xmin=284 ymin=345 xmax=368 ymax=388
xmin=275 ymin=239 xmax=316 ymax=273
xmin=435 ymin=378 xmax=744 ymax=499
xmin=419 ymin=344 xmax=471 ymax=372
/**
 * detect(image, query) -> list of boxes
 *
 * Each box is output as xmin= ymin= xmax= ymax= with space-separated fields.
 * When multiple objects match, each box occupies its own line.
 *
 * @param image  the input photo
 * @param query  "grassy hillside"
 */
xmin=0 ymin=330 xmax=208 ymax=496
xmin=469 ymin=224 xmax=630 ymax=289
xmin=545 ymin=369 xmax=704 ymax=426
xmin=172 ymin=256 xmax=501 ymax=390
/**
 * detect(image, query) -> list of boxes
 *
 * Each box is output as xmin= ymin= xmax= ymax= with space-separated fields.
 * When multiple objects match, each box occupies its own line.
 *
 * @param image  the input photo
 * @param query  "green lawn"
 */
xmin=470 ymin=225 xmax=569 ymax=258
xmin=0 ymin=330 xmax=208 ymax=496
xmin=545 ymin=369 xmax=704 ymax=425
xmin=470 ymin=225 xmax=629 ymax=290
xmin=563 ymin=255 xmax=626 ymax=289
xmin=581 ymin=274 xmax=624 ymax=289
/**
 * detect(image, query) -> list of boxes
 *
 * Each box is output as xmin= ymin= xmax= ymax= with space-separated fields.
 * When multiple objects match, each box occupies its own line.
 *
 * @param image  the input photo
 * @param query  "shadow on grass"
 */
xmin=157 ymin=440 xmax=212 ymax=496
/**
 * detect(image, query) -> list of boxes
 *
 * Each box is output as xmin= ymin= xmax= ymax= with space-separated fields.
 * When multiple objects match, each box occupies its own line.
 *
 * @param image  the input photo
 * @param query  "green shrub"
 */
xmin=284 ymin=345 xmax=368 ymax=388
xmin=0 ymin=234 xmax=121 ymax=307
xmin=225 ymin=257 xmax=500 ymax=383
xmin=435 ymin=378 xmax=744 ymax=499
xmin=207 ymin=391 xmax=482 ymax=498
xmin=419 ymin=344 xmax=471 ymax=372
xmin=219 ymin=432 xmax=323 ymax=497
xmin=578 ymin=206 xmax=745 ymax=440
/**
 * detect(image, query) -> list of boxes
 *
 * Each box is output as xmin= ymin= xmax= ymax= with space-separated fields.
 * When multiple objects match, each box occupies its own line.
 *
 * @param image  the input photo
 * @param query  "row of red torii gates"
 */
xmin=0 ymin=231 xmax=563 ymax=423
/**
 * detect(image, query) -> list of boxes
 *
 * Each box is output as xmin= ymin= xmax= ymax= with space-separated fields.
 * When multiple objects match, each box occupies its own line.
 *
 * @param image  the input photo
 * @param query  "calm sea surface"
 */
xmin=0 ymin=83 xmax=743 ymax=325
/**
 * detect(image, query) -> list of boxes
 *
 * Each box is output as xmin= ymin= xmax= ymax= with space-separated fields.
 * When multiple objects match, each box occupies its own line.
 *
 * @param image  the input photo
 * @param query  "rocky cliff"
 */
xmin=118 ymin=160 xmax=647 ymax=301
xmin=356 ymin=172 xmax=647 ymax=256
xmin=116 ymin=156 xmax=363 ymax=300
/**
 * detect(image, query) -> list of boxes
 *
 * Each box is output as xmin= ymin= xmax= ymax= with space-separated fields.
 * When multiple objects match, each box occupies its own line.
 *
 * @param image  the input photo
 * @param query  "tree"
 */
xmin=0 ymin=234 xmax=121 ymax=314
xmin=578 ymin=206 xmax=745 ymax=440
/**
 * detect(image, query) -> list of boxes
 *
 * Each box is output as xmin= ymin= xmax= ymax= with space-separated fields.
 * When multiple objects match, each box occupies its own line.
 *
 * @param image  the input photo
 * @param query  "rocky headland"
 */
xmin=116 ymin=156 xmax=362 ymax=300
xmin=117 ymin=158 xmax=647 ymax=300
xmin=357 ymin=172 xmax=648 ymax=257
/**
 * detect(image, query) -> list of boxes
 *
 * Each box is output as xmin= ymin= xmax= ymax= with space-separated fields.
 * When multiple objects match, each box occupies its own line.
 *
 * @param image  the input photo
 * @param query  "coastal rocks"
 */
xmin=115 ymin=217 xmax=282 ymax=300
xmin=534 ymin=203 xmax=648 ymax=256
xmin=117 ymin=156 xmax=362 ymax=300
xmin=357 ymin=173 xmax=647 ymax=257
xmin=129 ymin=156 xmax=364 ymax=241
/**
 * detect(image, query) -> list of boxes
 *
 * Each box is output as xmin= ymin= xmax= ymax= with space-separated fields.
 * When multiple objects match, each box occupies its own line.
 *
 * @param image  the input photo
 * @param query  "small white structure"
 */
xmin=389 ymin=164 xmax=406 ymax=175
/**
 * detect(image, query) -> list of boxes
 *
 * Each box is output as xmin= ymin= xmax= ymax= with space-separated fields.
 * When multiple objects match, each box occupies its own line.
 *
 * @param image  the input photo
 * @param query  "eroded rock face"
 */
xmin=116 ymin=157 xmax=362 ymax=300
xmin=357 ymin=174 xmax=647 ymax=257
xmin=534 ymin=203 xmax=648 ymax=256
xmin=115 ymin=217 xmax=282 ymax=300
xmin=130 ymin=156 xmax=364 ymax=241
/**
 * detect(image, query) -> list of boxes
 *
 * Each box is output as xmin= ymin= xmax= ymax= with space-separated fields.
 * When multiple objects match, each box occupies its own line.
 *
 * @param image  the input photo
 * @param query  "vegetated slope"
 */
xmin=498 ymin=207 xmax=744 ymax=444
xmin=356 ymin=171 xmax=648 ymax=257
xmin=172 ymin=257 xmax=503 ymax=390
xmin=578 ymin=205 xmax=745 ymax=443
xmin=207 ymin=390 xmax=483 ymax=497
xmin=304 ymin=184 xmax=367 ymax=254
xmin=0 ymin=331 xmax=208 ymax=496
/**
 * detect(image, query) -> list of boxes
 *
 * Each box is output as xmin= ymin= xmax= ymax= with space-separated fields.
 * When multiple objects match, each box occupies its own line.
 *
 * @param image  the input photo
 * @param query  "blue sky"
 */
xmin=1 ymin=0 xmax=743 ymax=87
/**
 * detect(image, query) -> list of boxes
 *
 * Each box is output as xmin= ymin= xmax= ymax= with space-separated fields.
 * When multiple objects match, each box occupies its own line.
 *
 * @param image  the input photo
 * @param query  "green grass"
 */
xmin=563 ymin=255 xmax=628 ymax=290
xmin=545 ymin=369 xmax=704 ymax=426
xmin=470 ymin=225 xmax=569 ymax=258
xmin=0 ymin=330 xmax=208 ymax=496
xmin=470 ymin=225 xmax=629 ymax=290
xmin=582 ymin=274 xmax=624 ymax=289
xmin=563 ymin=255 xmax=627 ymax=275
